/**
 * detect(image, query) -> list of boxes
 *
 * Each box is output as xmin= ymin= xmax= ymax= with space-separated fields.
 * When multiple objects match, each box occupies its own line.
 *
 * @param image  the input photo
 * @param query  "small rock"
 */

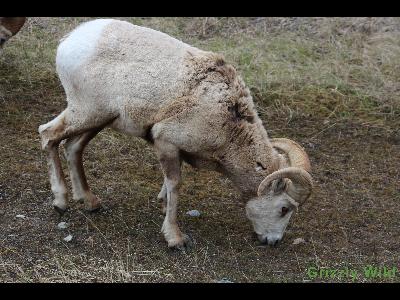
xmin=57 ymin=222 xmax=68 ymax=230
xmin=63 ymin=234 xmax=73 ymax=242
xmin=307 ymin=142 xmax=317 ymax=150
xmin=85 ymin=236 xmax=94 ymax=246
xmin=186 ymin=210 xmax=200 ymax=217
xmin=293 ymin=238 xmax=306 ymax=245
xmin=16 ymin=214 xmax=26 ymax=219
xmin=217 ymin=278 xmax=233 ymax=283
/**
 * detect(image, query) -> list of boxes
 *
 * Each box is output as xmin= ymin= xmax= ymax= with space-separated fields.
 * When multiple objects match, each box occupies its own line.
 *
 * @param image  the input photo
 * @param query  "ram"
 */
xmin=39 ymin=19 xmax=313 ymax=249
xmin=0 ymin=17 xmax=26 ymax=51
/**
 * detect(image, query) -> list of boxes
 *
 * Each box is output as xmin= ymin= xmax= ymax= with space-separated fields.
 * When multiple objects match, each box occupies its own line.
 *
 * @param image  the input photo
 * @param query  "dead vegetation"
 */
xmin=0 ymin=17 xmax=399 ymax=282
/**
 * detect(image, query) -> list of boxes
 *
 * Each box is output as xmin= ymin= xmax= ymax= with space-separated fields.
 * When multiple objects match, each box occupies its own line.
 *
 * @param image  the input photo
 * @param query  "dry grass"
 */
xmin=0 ymin=17 xmax=399 ymax=282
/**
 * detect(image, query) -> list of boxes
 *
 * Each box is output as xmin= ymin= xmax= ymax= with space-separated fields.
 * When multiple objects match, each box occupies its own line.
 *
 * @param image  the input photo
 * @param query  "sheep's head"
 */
xmin=246 ymin=138 xmax=313 ymax=246
xmin=0 ymin=17 xmax=26 ymax=50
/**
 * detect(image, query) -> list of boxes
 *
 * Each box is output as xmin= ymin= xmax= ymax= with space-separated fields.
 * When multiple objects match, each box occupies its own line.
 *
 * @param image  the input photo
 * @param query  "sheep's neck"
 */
xmin=215 ymin=136 xmax=280 ymax=199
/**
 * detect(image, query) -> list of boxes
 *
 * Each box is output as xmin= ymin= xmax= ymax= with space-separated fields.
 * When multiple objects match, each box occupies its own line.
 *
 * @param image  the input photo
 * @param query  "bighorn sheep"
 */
xmin=39 ymin=19 xmax=313 ymax=249
xmin=0 ymin=17 xmax=26 ymax=50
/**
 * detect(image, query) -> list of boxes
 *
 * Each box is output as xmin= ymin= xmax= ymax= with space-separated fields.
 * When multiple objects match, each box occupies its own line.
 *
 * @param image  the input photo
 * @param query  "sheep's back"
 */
xmin=56 ymin=19 xmax=202 ymax=110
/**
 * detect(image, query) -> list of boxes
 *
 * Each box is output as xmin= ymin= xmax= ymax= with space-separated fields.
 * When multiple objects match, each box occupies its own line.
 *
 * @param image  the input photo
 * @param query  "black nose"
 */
xmin=261 ymin=237 xmax=280 ymax=247
xmin=256 ymin=234 xmax=281 ymax=246
xmin=0 ymin=38 xmax=6 ymax=45
xmin=256 ymin=234 xmax=268 ymax=245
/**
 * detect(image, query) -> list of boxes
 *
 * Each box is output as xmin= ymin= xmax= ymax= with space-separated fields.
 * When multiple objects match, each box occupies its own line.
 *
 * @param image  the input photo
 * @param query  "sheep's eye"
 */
xmin=281 ymin=206 xmax=290 ymax=217
xmin=255 ymin=162 xmax=266 ymax=171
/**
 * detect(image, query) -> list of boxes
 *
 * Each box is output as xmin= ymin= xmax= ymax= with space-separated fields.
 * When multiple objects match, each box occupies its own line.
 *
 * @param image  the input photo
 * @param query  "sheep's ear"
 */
xmin=228 ymin=103 xmax=242 ymax=122
xmin=258 ymin=177 xmax=287 ymax=196
xmin=271 ymin=178 xmax=287 ymax=194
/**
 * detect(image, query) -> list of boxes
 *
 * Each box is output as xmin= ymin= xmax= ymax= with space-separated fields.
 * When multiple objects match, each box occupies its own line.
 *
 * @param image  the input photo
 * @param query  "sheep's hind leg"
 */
xmin=63 ymin=126 xmax=106 ymax=212
xmin=39 ymin=108 xmax=114 ymax=214
xmin=154 ymin=139 xmax=192 ymax=250
xmin=38 ymin=110 xmax=70 ymax=214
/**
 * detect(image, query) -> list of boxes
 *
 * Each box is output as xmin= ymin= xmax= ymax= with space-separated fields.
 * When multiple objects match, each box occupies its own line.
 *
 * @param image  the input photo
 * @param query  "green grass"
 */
xmin=194 ymin=31 xmax=400 ymax=125
xmin=2 ymin=17 xmax=400 ymax=125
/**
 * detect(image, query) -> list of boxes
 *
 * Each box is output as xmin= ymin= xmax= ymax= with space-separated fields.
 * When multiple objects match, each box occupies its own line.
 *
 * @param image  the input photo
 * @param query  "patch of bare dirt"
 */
xmin=1 ymin=92 xmax=399 ymax=282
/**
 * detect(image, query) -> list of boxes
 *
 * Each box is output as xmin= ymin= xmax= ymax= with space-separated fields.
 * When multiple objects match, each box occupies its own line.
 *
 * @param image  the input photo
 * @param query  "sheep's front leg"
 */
xmin=157 ymin=179 xmax=167 ymax=215
xmin=154 ymin=139 xmax=192 ymax=250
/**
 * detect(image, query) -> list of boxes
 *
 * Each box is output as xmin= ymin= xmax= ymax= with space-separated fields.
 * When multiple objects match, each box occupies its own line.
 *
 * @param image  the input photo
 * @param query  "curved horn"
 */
xmin=0 ymin=17 xmax=26 ymax=36
xmin=257 ymin=167 xmax=313 ymax=204
xmin=270 ymin=138 xmax=311 ymax=172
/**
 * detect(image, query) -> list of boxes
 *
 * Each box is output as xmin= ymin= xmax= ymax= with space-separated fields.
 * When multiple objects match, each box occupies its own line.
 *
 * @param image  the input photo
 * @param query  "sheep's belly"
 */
xmin=109 ymin=115 xmax=147 ymax=138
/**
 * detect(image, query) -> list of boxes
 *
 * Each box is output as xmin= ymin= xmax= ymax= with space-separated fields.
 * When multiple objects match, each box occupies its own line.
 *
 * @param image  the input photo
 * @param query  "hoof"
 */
xmin=53 ymin=205 xmax=67 ymax=216
xmin=82 ymin=194 xmax=102 ymax=212
xmin=85 ymin=204 xmax=103 ymax=213
xmin=168 ymin=234 xmax=193 ymax=251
